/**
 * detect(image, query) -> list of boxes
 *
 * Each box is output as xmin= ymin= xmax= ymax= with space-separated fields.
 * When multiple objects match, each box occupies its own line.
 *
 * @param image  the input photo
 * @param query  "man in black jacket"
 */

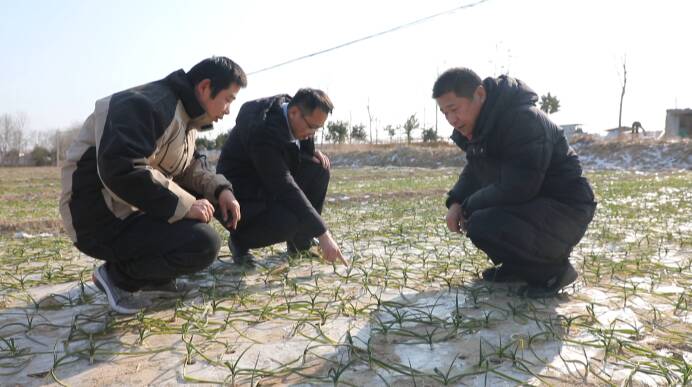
xmin=433 ymin=68 xmax=596 ymax=298
xmin=217 ymin=88 xmax=346 ymax=266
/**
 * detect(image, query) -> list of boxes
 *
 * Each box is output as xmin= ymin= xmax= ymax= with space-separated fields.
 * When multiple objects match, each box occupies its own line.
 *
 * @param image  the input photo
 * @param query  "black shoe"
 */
xmin=523 ymin=263 xmax=578 ymax=298
xmin=481 ymin=265 xmax=522 ymax=283
xmin=228 ymin=239 xmax=255 ymax=266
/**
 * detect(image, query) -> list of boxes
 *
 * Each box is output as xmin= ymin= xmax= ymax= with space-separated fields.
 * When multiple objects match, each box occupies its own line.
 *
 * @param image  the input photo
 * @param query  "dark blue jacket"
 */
xmin=217 ymin=95 xmax=326 ymax=236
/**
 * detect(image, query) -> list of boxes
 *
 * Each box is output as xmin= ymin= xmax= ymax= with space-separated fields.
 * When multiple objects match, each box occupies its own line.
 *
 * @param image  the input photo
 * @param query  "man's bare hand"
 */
xmin=312 ymin=150 xmax=331 ymax=170
xmin=185 ymin=199 xmax=215 ymax=223
xmin=218 ymin=189 xmax=241 ymax=230
xmin=446 ymin=203 xmax=467 ymax=234
xmin=317 ymin=231 xmax=348 ymax=266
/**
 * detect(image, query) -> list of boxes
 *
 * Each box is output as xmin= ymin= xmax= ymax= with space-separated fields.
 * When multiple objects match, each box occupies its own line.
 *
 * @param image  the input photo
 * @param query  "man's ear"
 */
xmin=196 ymin=78 xmax=212 ymax=96
xmin=287 ymin=105 xmax=300 ymax=118
xmin=474 ymin=85 xmax=486 ymax=103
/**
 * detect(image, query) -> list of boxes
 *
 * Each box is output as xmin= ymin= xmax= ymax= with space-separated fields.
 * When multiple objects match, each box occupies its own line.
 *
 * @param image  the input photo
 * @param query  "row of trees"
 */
xmin=0 ymin=113 xmax=27 ymax=165
xmin=196 ymin=113 xmax=445 ymax=150
xmin=1 ymin=92 xmax=561 ymax=164
xmin=320 ymin=92 xmax=561 ymax=146
xmin=323 ymin=114 xmax=440 ymax=145
xmin=197 ymin=91 xmax=561 ymax=149
xmin=0 ymin=112 xmax=79 ymax=166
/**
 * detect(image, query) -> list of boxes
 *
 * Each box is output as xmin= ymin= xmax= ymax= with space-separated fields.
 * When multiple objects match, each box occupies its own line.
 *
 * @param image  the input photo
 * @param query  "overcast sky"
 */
xmin=1 ymin=0 xmax=690 ymax=140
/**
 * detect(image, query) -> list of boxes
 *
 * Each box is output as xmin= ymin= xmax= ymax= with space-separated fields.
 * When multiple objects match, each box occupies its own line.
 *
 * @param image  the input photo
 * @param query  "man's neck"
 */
xmin=281 ymin=102 xmax=300 ymax=147
xmin=458 ymin=128 xmax=473 ymax=141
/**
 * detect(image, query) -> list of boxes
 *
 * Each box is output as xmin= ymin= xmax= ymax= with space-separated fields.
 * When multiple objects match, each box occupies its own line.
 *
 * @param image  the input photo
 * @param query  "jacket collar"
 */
xmin=450 ymin=75 xmax=538 ymax=150
xmin=164 ymin=70 xmax=212 ymax=130
xmin=237 ymin=94 xmax=295 ymax=142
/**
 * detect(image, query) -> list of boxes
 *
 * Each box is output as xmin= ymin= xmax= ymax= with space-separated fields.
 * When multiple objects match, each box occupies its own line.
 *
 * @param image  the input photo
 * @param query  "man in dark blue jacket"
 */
xmin=433 ymin=68 xmax=596 ymax=298
xmin=217 ymin=88 xmax=346 ymax=266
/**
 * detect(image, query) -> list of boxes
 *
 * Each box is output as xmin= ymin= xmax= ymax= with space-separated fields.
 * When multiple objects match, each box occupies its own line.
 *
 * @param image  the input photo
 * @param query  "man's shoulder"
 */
xmin=235 ymin=95 xmax=280 ymax=126
xmin=109 ymin=79 xmax=177 ymax=114
xmin=479 ymin=106 xmax=544 ymax=150
xmin=239 ymin=94 xmax=291 ymax=115
xmin=235 ymin=94 xmax=292 ymax=138
xmin=499 ymin=105 xmax=549 ymax=133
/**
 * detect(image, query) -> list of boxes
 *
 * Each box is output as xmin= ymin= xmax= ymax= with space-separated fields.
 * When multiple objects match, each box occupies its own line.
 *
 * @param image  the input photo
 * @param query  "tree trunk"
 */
xmin=367 ymin=103 xmax=373 ymax=144
xmin=618 ymin=61 xmax=627 ymax=128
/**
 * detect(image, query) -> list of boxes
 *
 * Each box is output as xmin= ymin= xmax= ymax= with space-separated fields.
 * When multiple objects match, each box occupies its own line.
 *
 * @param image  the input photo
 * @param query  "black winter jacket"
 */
xmin=446 ymin=76 xmax=595 ymax=216
xmin=216 ymin=95 xmax=326 ymax=236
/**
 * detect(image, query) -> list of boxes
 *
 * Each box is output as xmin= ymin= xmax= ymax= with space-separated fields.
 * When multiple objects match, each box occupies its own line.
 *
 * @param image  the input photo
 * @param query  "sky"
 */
xmin=1 ymin=0 xmax=691 ymax=141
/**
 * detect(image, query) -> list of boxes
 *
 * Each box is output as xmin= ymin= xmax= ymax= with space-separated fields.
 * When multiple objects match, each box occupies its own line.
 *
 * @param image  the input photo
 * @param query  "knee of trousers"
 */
xmin=464 ymin=208 xmax=519 ymax=266
xmin=316 ymin=164 xmax=331 ymax=187
xmin=302 ymin=160 xmax=329 ymax=183
xmin=187 ymin=223 xmax=222 ymax=268
xmin=465 ymin=208 xmax=496 ymax=242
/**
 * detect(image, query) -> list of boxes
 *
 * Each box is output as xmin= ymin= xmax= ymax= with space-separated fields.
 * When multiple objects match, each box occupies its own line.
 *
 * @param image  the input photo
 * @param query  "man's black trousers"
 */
xmin=74 ymin=217 xmax=220 ymax=292
xmin=225 ymin=160 xmax=330 ymax=252
xmin=465 ymin=197 xmax=596 ymax=285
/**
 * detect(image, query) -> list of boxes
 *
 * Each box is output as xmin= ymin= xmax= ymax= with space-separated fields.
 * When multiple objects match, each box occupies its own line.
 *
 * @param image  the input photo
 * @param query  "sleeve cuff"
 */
xmin=445 ymin=194 xmax=462 ymax=209
xmin=170 ymin=191 xmax=196 ymax=223
xmin=214 ymin=184 xmax=232 ymax=199
xmin=460 ymin=198 xmax=472 ymax=218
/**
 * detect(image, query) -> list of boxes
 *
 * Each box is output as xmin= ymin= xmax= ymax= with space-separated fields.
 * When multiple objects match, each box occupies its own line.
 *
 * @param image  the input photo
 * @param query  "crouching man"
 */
xmin=433 ymin=68 xmax=596 ymax=298
xmin=216 ymin=88 xmax=347 ymax=267
xmin=60 ymin=57 xmax=247 ymax=314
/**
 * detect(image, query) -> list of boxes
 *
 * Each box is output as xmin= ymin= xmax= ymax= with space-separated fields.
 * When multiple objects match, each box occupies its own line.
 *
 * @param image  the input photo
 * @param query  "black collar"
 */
xmin=164 ymin=70 xmax=206 ymax=120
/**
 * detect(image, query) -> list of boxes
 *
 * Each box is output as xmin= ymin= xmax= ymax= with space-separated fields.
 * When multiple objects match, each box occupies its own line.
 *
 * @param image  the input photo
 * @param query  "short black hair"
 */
xmin=289 ymin=88 xmax=334 ymax=115
xmin=432 ymin=67 xmax=482 ymax=99
xmin=187 ymin=56 xmax=247 ymax=98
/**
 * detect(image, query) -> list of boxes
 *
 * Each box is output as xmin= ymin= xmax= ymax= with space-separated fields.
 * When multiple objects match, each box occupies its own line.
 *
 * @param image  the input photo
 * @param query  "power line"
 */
xmin=248 ymin=0 xmax=490 ymax=75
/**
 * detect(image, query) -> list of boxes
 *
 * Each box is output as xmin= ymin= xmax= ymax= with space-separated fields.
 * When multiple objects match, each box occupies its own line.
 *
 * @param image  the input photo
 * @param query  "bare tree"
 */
xmin=366 ymin=101 xmax=375 ymax=144
xmin=56 ymin=122 xmax=82 ymax=165
xmin=0 ymin=114 xmax=13 ymax=160
xmin=30 ymin=130 xmax=55 ymax=149
xmin=0 ymin=112 xmax=27 ymax=165
xmin=618 ymin=57 xmax=627 ymax=129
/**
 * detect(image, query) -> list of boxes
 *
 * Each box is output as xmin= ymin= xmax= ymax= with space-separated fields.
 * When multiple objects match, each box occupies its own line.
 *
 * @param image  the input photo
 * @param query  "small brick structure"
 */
xmin=664 ymin=108 xmax=692 ymax=138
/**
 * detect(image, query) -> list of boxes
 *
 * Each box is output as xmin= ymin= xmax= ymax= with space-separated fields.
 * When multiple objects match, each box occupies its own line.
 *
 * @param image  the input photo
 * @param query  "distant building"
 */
xmin=663 ymin=109 xmax=692 ymax=138
xmin=560 ymin=124 xmax=584 ymax=139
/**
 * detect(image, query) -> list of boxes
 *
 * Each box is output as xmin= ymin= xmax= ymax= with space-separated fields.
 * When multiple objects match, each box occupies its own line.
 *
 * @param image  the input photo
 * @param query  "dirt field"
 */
xmin=0 ymin=160 xmax=690 ymax=385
